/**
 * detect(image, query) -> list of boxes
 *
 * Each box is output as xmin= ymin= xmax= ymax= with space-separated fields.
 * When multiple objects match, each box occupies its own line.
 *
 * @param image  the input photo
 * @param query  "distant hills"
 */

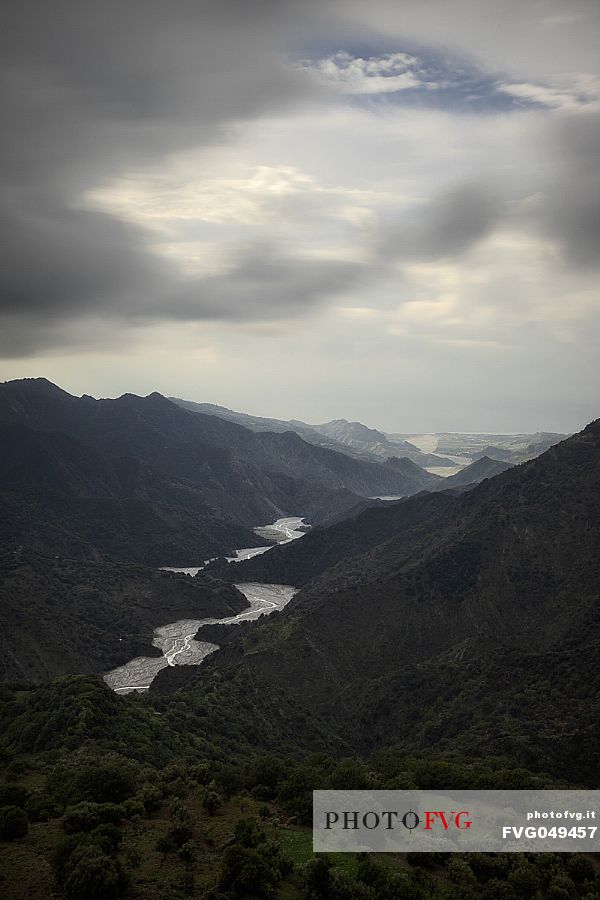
xmin=172 ymin=397 xmax=566 ymax=469
xmin=156 ymin=422 xmax=600 ymax=781
xmin=0 ymin=378 xmax=440 ymax=565
xmin=435 ymin=454 xmax=513 ymax=488
xmin=427 ymin=430 xmax=568 ymax=464
xmin=171 ymin=398 xmax=457 ymax=467
xmin=308 ymin=418 xmax=456 ymax=468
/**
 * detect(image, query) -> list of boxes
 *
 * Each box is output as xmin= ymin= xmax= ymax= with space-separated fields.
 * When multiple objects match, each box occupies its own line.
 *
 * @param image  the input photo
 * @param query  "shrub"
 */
xmin=139 ymin=783 xmax=161 ymax=815
xmin=74 ymin=761 xmax=137 ymax=805
xmin=0 ymin=783 xmax=30 ymax=808
xmin=63 ymin=802 xmax=124 ymax=835
xmin=0 ymin=805 xmax=28 ymax=840
xmin=25 ymin=788 xmax=56 ymax=822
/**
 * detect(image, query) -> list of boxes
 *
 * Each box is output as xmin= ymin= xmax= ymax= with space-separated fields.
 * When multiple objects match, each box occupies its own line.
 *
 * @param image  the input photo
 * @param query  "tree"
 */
xmin=302 ymin=856 xmax=333 ymax=899
xmin=178 ymin=840 xmax=196 ymax=871
xmin=167 ymin=799 xmax=194 ymax=847
xmin=140 ymin=783 xmax=161 ymax=815
xmin=446 ymin=857 xmax=478 ymax=889
xmin=0 ymin=783 xmax=30 ymax=808
xmin=75 ymin=761 xmax=137 ymax=805
xmin=566 ymin=855 xmax=595 ymax=884
xmin=54 ymin=835 xmax=83 ymax=886
xmin=155 ymin=833 xmax=176 ymax=865
xmin=220 ymin=844 xmax=279 ymax=898
xmin=0 ymin=805 xmax=28 ymax=840
xmin=25 ymin=788 xmax=54 ymax=822
xmin=0 ymin=747 xmax=14 ymax=767
xmin=357 ymin=854 xmax=393 ymax=895
xmin=203 ymin=789 xmax=222 ymax=816
xmin=508 ymin=861 xmax=540 ymax=897
xmin=234 ymin=818 xmax=265 ymax=848
xmin=482 ymin=879 xmax=517 ymax=900
xmin=63 ymin=845 xmax=120 ymax=900
xmin=62 ymin=802 xmax=124 ymax=835
xmin=547 ymin=874 xmax=578 ymax=900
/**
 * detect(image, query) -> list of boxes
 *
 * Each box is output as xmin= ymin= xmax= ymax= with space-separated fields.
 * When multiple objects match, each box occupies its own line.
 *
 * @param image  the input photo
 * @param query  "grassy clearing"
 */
xmin=273 ymin=825 xmax=409 ymax=875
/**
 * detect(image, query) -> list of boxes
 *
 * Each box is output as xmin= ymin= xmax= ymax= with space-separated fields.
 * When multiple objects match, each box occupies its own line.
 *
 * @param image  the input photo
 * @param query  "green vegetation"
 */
xmin=0 ymin=687 xmax=598 ymax=900
xmin=0 ymin=805 xmax=28 ymax=841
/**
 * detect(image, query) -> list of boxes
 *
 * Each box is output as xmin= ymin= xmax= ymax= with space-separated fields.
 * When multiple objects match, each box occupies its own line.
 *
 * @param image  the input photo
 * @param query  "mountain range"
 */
xmin=0 ymin=378 xmax=440 ymax=565
xmin=172 ymin=398 xmax=459 ymax=467
xmin=202 ymin=456 xmax=513 ymax=584
xmin=173 ymin=397 xmax=566 ymax=468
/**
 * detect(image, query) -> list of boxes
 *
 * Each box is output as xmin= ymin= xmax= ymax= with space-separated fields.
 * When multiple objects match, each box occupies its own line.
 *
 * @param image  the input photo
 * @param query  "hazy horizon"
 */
xmin=1 ymin=374 xmax=579 ymax=436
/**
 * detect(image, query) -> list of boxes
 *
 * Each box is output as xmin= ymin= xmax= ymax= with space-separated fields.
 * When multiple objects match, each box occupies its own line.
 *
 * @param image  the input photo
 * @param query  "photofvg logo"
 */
xmin=324 ymin=808 xmax=472 ymax=833
xmin=313 ymin=791 xmax=600 ymax=853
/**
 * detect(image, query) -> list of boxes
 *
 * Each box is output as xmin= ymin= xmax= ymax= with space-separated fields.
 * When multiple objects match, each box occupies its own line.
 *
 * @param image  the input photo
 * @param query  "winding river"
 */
xmin=160 ymin=516 xmax=306 ymax=575
xmin=103 ymin=517 xmax=305 ymax=693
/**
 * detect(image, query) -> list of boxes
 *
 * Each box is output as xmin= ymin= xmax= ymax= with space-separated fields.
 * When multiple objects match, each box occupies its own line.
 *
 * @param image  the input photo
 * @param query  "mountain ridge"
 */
xmin=171 ymin=396 xmax=457 ymax=467
xmin=0 ymin=378 xmax=440 ymax=564
xmin=154 ymin=421 xmax=600 ymax=780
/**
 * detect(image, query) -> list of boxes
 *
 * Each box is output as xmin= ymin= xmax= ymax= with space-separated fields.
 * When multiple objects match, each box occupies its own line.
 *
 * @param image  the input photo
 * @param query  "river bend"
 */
xmin=104 ymin=582 xmax=296 ymax=693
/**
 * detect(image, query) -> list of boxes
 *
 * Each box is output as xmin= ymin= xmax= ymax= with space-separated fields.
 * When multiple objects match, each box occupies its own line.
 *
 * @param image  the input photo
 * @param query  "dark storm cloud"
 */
xmin=0 ymin=206 xmax=169 ymax=316
xmin=169 ymin=243 xmax=365 ymax=321
xmin=1 ymin=0 xmax=599 ymax=358
xmin=536 ymin=114 xmax=600 ymax=267
xmin=377 ymin=112 xmax=600 ymax=272
xmin=0 ymin=0 xmax=334 ymax=353
xmin=379 ymin=182 xmax=502 ymax=261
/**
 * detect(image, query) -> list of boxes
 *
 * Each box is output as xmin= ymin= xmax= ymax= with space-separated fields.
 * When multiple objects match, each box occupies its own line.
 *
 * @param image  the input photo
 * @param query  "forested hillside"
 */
xmin=155 ymin=423 xmax=600 ymax=782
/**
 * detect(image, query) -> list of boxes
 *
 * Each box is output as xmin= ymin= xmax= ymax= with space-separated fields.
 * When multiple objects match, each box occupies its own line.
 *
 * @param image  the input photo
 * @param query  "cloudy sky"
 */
xmin=1 ymin=0 xmax=599 ymax=432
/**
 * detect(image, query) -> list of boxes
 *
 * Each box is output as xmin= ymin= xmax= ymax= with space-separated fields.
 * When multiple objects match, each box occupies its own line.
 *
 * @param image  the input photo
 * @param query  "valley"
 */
xmin=104 ymin=582 xmax=297 ymax=693
xmin=0 ymin=377 xmax=596 ymax=900
xmin=106 ymin=515 xmax=305 ymax=692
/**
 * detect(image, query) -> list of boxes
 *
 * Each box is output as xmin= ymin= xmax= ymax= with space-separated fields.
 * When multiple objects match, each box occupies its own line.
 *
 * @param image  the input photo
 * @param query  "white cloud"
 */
xmin=497 ymin=75 xmax=600 ymax=111
xmin=300 ymin=51 xmax=424 ymax=95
